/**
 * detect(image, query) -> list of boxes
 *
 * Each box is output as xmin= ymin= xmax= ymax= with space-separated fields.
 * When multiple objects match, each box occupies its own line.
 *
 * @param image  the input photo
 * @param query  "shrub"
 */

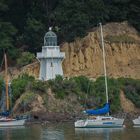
xmin=32 ymin=80 xmax=47 ymax=93
xmin=21 ymin=92 xmax=36 ymax=104
xmin=48 ymin=75 xmax=81 ymax=99
xmin=121 ymin=78 xmax=140 ymax=107
xmin=16 ymin=52 xmax=35 ymax=67
xmin=71 ymin=76 xmax=95 ymax=97
xmin=11 ymin=74 xmax=34 ymax=102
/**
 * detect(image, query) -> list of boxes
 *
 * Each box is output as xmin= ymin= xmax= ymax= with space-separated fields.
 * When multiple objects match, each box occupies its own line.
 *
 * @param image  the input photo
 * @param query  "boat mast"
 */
xmin=99 ymin=23 xmax=109 ymax=105
xmin=4 ymin=53 xmax=9 ymax=111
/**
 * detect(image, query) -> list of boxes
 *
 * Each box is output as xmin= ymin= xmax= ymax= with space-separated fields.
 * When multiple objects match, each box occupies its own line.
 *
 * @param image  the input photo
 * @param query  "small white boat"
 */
xmin=75 ymin=116 xmax=124 ymax=128
xmin=0 ymin=117 xmax=26 ymax=127
xmin=133 ymin=116 xmax=140 ymax=127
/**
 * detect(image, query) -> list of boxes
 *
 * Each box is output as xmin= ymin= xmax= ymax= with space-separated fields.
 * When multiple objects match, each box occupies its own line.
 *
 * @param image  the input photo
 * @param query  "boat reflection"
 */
xmin=75 ymin=127 xmax=124 ymax=140
xmin=0 ymin=126 xmax=25 ymax=130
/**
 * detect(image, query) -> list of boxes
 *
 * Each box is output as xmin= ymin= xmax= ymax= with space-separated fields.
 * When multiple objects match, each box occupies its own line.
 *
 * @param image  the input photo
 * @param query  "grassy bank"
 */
xmin=0 ymin=74 xmax=140 ymax=115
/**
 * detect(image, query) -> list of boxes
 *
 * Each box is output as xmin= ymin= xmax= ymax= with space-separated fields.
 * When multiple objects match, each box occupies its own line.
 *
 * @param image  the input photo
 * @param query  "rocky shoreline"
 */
xmin=24 ymin=111 xmax=140 ymax=126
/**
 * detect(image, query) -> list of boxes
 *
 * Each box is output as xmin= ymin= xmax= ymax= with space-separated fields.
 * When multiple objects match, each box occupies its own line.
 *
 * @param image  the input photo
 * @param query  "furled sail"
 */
xmin=84 ymin=103 xmax=110 ymax=115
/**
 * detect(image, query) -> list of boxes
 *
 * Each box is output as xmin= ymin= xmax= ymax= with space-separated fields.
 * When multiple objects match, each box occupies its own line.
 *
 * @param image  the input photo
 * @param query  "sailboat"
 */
xmin=74 ymin=23 xmax=124 ymax=128
xmin=0 ymin=53 xmax=26 ymax=126
xmin=133 ymin=116 xmax=140 ymax=127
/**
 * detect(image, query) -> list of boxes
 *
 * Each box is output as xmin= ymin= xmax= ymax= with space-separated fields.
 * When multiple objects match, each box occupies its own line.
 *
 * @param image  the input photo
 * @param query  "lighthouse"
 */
xmin=37 ymin=27 xmax=65 ymax=81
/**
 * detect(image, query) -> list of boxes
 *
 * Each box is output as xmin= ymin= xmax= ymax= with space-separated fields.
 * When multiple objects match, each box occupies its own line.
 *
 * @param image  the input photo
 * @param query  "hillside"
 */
xmin=62 ymin=22 xmax=140 ymax=79
xmin=9 ymin=22 xmax=140 ymax=80
xmin=0 ymin=22 xmax=140 ymax=120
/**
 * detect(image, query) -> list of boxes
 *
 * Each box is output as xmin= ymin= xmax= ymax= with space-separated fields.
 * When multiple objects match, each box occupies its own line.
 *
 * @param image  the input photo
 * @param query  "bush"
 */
xmin=120 ymin=78 xmax=140 ymax=107
xmin=16 ymin=52 xmax=35 ymax=67
xmin=21 ymin=92 xmax=36 ymax=104
xmin=48 ymin=75 xmax=80 ymax=99
xmin=48 ymin=76 xmax=121 ymax=113
xmin=32 ymin=80 xmax=47 ymax=93
xmin=71 ymin=76 xmax=94 ymax=95
xmin=11 ymin=74 xmax=34 ymax=102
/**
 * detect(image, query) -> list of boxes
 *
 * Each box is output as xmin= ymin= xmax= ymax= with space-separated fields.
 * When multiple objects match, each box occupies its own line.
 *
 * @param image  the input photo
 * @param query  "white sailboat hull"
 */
xmin=133 ymin=116 xmax=140 ymax=127
xmin=75 ymin=116 xmax=124 ymax=128
xmin=0 ymin=119 xmax=26 ymax=127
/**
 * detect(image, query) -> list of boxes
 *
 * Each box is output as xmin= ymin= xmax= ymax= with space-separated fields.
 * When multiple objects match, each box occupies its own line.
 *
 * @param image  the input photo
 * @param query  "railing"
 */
xmin=37 ymin=52 xmax=65 ymax=58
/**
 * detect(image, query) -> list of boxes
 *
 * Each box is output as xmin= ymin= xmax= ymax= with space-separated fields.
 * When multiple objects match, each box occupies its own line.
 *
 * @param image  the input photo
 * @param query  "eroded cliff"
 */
xmin=61 ymin=22 xmax=140 ymax=79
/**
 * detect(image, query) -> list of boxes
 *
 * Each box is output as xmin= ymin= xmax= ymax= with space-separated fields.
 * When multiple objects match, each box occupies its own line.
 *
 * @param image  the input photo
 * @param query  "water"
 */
xmin=0 ymin=123 xmax=140 ymax=140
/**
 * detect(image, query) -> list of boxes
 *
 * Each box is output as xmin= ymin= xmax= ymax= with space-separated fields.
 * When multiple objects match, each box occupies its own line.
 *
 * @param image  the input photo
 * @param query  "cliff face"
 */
xmin=5 ymin=22 xmax=139 ymax=80
xmin=61 ymin=22 xmax=140 ymax=79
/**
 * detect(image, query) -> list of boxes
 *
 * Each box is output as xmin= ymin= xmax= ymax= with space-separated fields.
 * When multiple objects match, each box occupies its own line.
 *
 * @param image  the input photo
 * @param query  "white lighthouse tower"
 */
xmin=37 ymin=27 xmax=65 ymax=81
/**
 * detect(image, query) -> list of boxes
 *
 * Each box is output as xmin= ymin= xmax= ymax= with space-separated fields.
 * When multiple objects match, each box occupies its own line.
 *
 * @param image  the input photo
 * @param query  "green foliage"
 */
xmin=11 ymin=74 xmax=34 ymax=102
xmin=23 ymin=18 xmax=45 ymax=52
xmin=16 ymin=52 xmax=35 ymax=67
xmin=6 ymin=72 xmax=140 ymax=114
xmin=107 ymin=78 xmax=121 ymax=112
xmin=32 ymin=80 xmax=47 ymax=93
xmin=71 ymin=76 xmax=93 ymax=94
xmin=0 ymin=22 xmax=18 ymax=61
xmin=128 ymin=1 xmax=140 ymax=31
xmin=48 ymin=75 xmax=122 ymax=113
xmin=118 ymin=78 xmax=140 ymax=108
xmin=91 ymin=77 xmax=121 ymax=113
xmin=0 ymin=76 xmax=3 ymax=98
xmin=48 ymin=75 xmax=80 ymax=99
xmin=52 ymin=0 xmax=108 ymax=42
xmin=105 ymin=35 xmax=137 ymax=43
xmin=21 ymin=92 xmax=36 ymax=104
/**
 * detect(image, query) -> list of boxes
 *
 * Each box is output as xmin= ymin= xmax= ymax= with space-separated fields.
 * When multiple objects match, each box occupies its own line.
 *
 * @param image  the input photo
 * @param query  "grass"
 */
xmin=105 ymin=34 xmax=138 ymax=44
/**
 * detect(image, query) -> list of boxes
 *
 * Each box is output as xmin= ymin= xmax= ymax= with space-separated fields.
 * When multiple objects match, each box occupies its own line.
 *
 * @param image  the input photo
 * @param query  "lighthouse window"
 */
xmin=51 ymin=62 xmax=53 ymax=67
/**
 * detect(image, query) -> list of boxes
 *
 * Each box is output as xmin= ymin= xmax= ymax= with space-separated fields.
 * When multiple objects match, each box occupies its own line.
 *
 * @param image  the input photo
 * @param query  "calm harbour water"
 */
xmin=0 ymin=123 xmax=140 ymax=140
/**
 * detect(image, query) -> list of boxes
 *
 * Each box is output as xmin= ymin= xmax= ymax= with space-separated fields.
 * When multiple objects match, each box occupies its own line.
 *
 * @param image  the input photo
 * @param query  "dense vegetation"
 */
xmin=0 ymin=0 xmax=140 ymax=64
xmin=1 ymin=74 xmax=139 ymax=114
xmin=118 ymin=78 xmax=140 ymax=108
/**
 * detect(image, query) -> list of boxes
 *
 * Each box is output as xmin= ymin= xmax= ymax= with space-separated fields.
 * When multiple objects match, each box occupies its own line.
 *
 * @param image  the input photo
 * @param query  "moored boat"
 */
xmin=133 ymin=116 xmax=140 ymax=127
xmin=0 ymin=117 xmax=26 ymax=127
xmin=75 ymin=116 xmax=124 ymax=128
xmin=0 ymin=52 xmax=26 ymax=126
xmin=74 ymin=23 xmax=124 ymax=128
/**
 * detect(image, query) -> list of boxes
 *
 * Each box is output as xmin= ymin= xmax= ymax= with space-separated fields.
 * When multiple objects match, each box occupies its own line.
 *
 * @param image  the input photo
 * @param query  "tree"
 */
xmin=128 ymin=0 xmax=140 ymax=31
xmin=0 ymin=21 xmax=18 ymax=62
xmin=23 ymin=17 xmax=45 ymax=52
xmin=16 ymin=52 xmax=35 ymax=67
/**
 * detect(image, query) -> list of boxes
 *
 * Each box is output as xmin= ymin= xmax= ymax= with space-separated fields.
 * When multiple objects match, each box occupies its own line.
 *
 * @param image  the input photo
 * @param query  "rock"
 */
xmin=12 ymin=93 xmax=46 ymax=115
